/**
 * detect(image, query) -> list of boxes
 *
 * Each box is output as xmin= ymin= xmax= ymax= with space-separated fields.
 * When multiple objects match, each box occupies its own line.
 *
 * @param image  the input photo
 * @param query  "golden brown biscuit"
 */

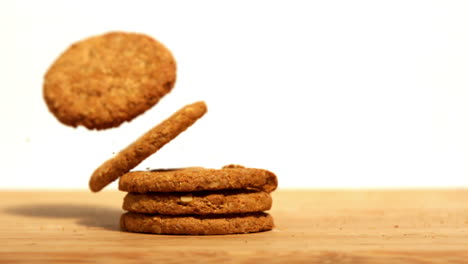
xmin=44 ymin=31 xmax=176 ymax=129
xmin=118 ymin=165 xmax=278 ymax=193
xmin=120 ymin=212 xmax=274 ymax=235
xmin=89 ymin=101 xmax=207 ymax=192
xmin=123 ymin=190 xmax=272 ymax=215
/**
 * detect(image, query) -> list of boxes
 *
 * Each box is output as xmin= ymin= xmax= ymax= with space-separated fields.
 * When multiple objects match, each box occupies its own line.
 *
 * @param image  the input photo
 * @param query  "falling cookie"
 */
xmin=120 ymin=212 xmax=274 ymax=235
xmin=44 ymin=31 xmax=176 ymax=129
xmin=123 ymin=190 xmax=272 ymax=215
xmin=118 ymin=165 xmax=278 ymax=193
xmin=89 ymin=101 xmax=207 ymax=192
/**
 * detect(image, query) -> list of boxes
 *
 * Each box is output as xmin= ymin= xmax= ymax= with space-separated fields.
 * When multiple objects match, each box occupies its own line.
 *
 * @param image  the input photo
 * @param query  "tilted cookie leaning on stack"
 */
xmin=88 ymin=101 xmax=278 ymax=235
xmin=89 ymin=101 xmax=207 ymax=192
xmin=119 ymin=165 xmax=277 ymax=235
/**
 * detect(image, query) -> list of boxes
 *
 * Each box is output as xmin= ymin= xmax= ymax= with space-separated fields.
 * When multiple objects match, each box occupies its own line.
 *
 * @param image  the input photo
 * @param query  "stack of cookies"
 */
xmin=119 ymin=165 xmax=277 ymax=235
xmin=43 ymin=31 xmax=278 ymax=235
xmin=88 ymin=101 xmax=278 ymax=235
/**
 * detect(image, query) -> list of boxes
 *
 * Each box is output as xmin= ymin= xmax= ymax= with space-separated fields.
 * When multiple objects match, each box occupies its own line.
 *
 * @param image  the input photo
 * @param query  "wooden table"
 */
xmin=1 ymin=189 xmax=467 ymax=263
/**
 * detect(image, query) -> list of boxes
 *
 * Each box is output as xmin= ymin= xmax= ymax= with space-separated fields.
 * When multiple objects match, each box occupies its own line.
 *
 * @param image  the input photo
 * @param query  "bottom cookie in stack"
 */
xmin=119 ymin=165 xmax=278 ymax=235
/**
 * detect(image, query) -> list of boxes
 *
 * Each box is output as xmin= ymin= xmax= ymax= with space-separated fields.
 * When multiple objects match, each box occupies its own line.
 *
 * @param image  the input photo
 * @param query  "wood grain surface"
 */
xmin=1 ymin=189 xmax=467 ymax=263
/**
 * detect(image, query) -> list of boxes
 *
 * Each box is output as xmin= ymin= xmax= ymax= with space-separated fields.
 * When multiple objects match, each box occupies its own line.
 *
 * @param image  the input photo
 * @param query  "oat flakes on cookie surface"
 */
xmin=43 ymin=31 xmax=176 ymax=129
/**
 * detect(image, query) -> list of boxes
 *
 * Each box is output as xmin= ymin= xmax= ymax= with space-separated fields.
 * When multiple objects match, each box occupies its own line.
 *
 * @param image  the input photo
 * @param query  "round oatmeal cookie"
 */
xmin=120 ymin=212 xmax=274 ymax=235
xmin=118 ymin=165 xmax=278 ymax=193
xmin=89 ymin=101 xmax=207 ymax=192
xmin=43 ymin=31 xmax=176 ymax=129
xmin=123 ymin=190 xmax=272 ymax=215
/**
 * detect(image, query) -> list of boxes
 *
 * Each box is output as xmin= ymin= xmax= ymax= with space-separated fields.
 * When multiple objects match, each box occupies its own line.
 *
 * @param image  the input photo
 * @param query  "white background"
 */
xmin=1 ymin=0 xmax=468 ymax=189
